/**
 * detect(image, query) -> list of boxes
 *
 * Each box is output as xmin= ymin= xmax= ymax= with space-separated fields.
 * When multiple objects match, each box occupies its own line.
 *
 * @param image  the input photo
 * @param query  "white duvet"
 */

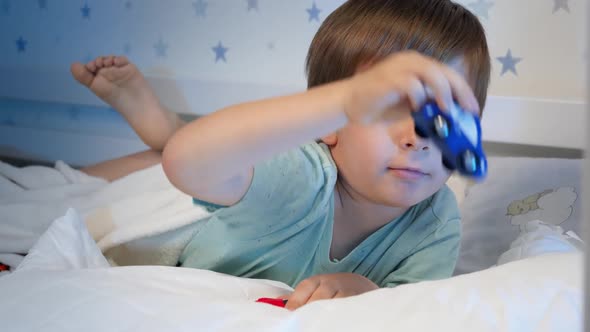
xmin=0 ymin=208 xmax=583 ymax=332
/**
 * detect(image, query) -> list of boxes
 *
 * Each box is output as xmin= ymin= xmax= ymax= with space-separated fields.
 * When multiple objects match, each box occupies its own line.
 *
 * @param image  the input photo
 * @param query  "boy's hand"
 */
xmin=282 ymin=273 xmax=379 ymax=310
xmin=343 ymin=50 xmax=481 ymax=124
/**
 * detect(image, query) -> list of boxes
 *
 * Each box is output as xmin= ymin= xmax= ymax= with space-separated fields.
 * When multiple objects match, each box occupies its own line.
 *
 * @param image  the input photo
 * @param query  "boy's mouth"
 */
xmin=388 ymin=167 xmax=429 ymax=180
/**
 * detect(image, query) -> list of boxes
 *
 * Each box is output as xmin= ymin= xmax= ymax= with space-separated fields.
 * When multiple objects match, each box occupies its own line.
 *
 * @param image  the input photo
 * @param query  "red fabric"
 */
xmin=0 ymin=263 xmax=8 ymax=272
xmin=256 ymin=297 xmax=287 ymax=308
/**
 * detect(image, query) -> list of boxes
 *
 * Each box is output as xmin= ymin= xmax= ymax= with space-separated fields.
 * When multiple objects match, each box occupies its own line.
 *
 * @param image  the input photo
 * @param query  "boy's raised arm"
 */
xmin=161 ymin=79 xmax=350 ymax=206
xmin=161 ymin=52 xmax=479 ymax=206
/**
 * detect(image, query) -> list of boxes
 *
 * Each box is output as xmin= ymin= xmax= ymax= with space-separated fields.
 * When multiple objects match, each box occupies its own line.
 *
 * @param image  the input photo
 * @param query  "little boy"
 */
xmin=71 ymin=0 xmax=490 ymax=310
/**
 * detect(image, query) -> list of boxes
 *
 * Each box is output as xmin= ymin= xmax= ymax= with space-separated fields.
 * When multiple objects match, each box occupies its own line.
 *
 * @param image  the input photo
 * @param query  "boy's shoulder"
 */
xmin=418 ymin=185 xmax=461 ymax=225
xmin=266 ymin=142 xmax=337 ymax=184
xmin=299 ymin=141 xmax=336 ymax=170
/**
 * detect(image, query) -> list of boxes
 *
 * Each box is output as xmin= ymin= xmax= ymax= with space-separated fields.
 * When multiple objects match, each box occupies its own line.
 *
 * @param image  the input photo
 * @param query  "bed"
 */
xmin=0 ymin=94 xmax=585 ymax=331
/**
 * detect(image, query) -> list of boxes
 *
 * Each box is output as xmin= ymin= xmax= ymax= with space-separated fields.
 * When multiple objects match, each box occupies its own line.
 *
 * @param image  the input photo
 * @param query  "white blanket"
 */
xmin=0 ymin=160 xmax=211 ymax=269
xmin=1 ymin=160 xmax=583 ymax=331
xmin=0 ymin=207 xmax=583 ymax=332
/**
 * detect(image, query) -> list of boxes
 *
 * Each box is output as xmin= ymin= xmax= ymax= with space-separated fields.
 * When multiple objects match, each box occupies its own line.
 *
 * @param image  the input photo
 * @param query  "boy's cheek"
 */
xmin=434 ymin=164 xmax=453 ymax=182
xmin=427 ymin=147 xmax=452 ymax=177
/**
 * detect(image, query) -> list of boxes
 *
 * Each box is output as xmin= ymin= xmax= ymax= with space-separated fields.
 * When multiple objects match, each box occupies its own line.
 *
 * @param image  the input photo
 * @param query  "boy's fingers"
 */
xmin=285 ymin=279 xmax=319 ymax=311
xmin=401 ymin=52 xmax=479 ymax=115
xmin=333 ymin=290 xmax=346 ymax=298
xmin=439 ymin=65 xmax=480 ymax=115
xmin=403 ymin=76 xmax=428 ymax=111
xmin=307 ymin=285 xmax=338 ymax=304
xmin=413 ymin=63 xmax=453 ymax=112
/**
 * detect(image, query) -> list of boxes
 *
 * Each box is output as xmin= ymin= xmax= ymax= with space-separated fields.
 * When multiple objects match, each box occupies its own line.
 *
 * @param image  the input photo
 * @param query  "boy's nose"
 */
xmin=400 ymin=132 xmax=430 ymax=152
xmin=394 ymin=114 xmax=431 ymax=152
xmin=401 ymin=139 xmax=430 ymax=151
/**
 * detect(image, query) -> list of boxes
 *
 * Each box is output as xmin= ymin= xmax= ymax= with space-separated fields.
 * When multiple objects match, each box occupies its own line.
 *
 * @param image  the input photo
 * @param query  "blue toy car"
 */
xmin=412 ymin=101 xmax=487 ymax=178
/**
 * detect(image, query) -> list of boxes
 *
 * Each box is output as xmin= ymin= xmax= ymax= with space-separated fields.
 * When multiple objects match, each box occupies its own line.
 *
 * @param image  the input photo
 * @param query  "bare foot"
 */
xmin=71 ymin=55 xmax=184 ymax=150
xmin=71 ymin=55 xmax=159 ymax=117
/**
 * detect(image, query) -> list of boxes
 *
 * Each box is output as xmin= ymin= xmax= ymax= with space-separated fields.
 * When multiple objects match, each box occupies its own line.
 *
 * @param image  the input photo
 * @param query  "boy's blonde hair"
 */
xmin=306 ymin=0 xmax=491 ymax=112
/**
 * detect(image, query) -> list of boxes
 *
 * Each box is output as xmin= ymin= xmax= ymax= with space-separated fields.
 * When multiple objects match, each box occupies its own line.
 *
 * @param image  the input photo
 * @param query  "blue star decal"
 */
xmin=212 ymin=41 xmax=228 ymax=63
xmin=1 ymin=0 xmax=11 ymax=14
xmin=553 ymin=0 xmax=569 ymax=13
xmin=16 ymin=37 xmax=27 ymax=53
xmin=125 ymin=1 xmax=132 ymax=10
xmin=193 ymin=0 xmax=207 ymax=18
xmin=154 ymin=38 xmax=168 ymax=57
xmin=306 ymin=2 xmax=321 ymax=22
xmin=81 ymin=3 xmax=91 ymax=19
xmin=247 ymin=0 xmax=258 ymax=11
xmin=123 ymin=42 xmax=131 ymax=54
xmin=38 ymin=0 xmax=47 ymax=10
xmin=496 ymin=49 xmax=522 ymax=76
xmin=468 ymin=0 xmax=493 ymax=19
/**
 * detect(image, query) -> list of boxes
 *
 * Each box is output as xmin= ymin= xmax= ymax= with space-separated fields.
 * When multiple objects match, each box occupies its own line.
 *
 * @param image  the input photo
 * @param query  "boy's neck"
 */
xmin=330 ymin=178 xmax=407 ymax=259
xmin=334 ymin=178 xmax=408 ymax=228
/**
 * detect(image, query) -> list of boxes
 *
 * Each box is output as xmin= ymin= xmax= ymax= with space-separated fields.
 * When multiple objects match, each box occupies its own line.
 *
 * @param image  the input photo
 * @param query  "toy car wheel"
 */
xmin=434 ymin=115 xmax=449 ymax=138
xmin=461 ymin=150 xmax=478 ymax=174
xmin=442 ymin=157 xmax=455 ymax=171
xmin=479 ymin=157 xmax=487 ymax=174
xmin=414 ymin=124 xmax=427 ymax=138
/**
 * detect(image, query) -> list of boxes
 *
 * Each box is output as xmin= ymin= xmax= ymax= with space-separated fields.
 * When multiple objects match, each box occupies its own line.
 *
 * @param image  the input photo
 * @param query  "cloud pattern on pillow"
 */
xmin=454 ymin=157 xmax=582 ymax=275
xmin=507 ymin=187 xmax=577 ymax=228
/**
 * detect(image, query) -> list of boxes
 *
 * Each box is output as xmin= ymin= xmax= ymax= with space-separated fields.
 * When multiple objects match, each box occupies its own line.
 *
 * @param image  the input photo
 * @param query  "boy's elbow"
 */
xmin=162 ymin=138 xmax=212 ymax=198
xmin=162 ymin=140 xmax=192 ymax=190
xmin=161 ymin=141 xmax=184 ymax=191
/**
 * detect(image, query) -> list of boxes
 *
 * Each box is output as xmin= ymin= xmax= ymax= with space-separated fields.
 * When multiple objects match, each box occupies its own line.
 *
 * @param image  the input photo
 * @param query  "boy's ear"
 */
xmin=320 ymin=133 xmax=338 ymax=146
xmin=355 ymin=60 xmax=376 ymax=74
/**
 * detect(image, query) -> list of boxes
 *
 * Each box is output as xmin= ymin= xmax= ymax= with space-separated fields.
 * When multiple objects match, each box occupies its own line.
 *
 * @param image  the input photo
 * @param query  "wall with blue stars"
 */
xmin=0 ymin=0 xmax=586 ymax=165
xmin=1 ymin=0 xmax=344 ymax=114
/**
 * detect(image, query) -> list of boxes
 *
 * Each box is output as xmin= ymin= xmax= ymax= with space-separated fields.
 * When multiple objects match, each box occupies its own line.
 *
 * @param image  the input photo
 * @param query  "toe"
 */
xmin=70 ymin=62 xmax=95 ymax=87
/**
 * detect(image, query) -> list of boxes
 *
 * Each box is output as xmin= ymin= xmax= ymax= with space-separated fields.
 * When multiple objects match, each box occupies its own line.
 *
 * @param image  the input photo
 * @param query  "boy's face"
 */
xmin=324 ymin=57 xmax=470 ymax=208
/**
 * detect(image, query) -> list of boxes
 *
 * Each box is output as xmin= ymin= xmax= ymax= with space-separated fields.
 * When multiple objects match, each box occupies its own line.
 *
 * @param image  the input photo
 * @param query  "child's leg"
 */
xmin=71 ymin=55 xmax=186 ymax=182
xmin=80 ymin=149 xmax=162 ymax=182
xmin=70 ymin=55 xmax=186 ymax=152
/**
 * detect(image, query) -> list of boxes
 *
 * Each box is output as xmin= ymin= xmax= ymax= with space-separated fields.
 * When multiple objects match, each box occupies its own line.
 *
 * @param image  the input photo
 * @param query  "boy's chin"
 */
xmin=381 ymin=195 xmax=423 ymax=209
xmin=382 ymin=189 xmax=438 ymax=208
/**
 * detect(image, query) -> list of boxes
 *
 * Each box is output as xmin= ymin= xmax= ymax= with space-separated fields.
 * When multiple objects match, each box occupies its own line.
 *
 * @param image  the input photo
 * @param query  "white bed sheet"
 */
xmin=0 ymin=207 xmax=582 ymax=332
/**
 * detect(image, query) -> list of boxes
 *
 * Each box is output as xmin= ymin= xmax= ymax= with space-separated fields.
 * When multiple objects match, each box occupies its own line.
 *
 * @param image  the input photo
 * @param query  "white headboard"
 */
xmin=481 ymin=96 xmax=585 ymax=158
xmin=0 ymin=92 xmax=585 ymax=167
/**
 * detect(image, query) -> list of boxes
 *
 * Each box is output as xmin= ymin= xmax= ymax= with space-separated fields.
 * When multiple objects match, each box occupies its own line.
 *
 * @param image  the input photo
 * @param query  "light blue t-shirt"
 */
xmin=180 ymin=142 xmax=461 ymax=288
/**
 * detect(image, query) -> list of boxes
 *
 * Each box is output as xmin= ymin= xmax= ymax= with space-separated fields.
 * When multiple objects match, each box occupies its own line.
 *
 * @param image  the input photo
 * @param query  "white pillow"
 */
xmin=445 ymin=174 xmax=471 ymax=205
xmin=454 ymin=157 xmax=582 ymax=275
xmin=497 ymin=220 xmax=584 ymax=265
xmin=15 ymin=208 xmax=110 ymax=272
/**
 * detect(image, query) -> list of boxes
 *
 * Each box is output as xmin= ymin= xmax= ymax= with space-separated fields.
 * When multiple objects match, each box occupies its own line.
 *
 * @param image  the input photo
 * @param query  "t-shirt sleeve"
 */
xmin=192 ymin=143 xmax=335 ymax=224
xmin=380 ymin=218 xmax=461 ymax=288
